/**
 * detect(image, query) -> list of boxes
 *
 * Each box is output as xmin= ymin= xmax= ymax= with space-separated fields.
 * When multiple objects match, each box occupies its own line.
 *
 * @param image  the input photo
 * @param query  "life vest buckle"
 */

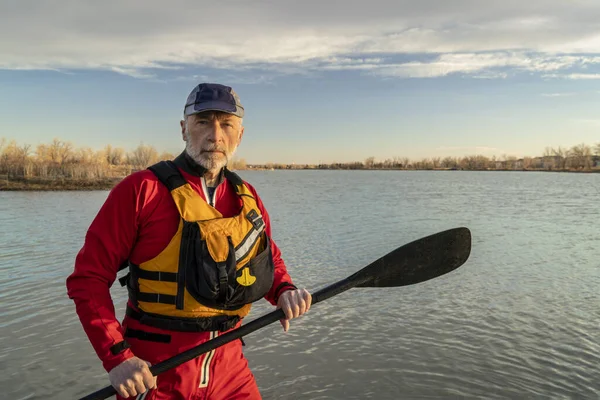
xmin=245 ymin=209 xmax=264 ymax=230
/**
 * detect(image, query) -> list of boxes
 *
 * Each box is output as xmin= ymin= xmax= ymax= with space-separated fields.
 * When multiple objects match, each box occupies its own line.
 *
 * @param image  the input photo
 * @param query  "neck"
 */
xmin=204 ymin=169 xmax=222 ymax=187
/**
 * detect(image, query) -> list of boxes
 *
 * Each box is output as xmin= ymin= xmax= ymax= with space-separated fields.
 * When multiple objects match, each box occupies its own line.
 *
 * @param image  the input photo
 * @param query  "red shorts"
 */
xmin=117 ymin=315 xmax=261 ymax=400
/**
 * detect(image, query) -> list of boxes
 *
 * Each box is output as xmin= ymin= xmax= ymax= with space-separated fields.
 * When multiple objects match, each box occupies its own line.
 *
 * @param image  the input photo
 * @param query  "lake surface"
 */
xmin=1 ymin=170 xmax=598 ymax=399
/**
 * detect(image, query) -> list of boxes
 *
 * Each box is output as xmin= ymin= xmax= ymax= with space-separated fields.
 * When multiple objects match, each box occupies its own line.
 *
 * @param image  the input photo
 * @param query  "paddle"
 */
xmin=80 ymin=227 xmax=471 ymax=400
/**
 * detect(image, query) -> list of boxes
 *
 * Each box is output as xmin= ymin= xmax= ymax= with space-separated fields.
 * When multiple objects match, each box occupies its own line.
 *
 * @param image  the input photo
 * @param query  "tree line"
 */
xmin=0 ymin=138 xmax=248 ymax=179
xmin=253 ymin=143 xmax=600 ymax=172
xmin=1 ymin=138 xmax=598 ymax=181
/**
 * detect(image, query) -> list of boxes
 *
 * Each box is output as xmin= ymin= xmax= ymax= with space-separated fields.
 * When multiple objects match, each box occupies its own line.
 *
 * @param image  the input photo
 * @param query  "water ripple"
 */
xmin=1 ymin=173 xmax=599 ymax=399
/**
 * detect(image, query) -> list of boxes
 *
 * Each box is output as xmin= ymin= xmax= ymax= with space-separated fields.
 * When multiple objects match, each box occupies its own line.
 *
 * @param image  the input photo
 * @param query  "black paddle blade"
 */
xmin=353 ymin=227 xmax=471 ymax=288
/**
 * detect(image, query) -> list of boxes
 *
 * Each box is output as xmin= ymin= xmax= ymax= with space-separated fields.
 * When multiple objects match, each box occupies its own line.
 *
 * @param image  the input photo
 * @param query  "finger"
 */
xmin=116 ymin=385 xmax=130 ymax=398
xmin=142 ymin=367 xmax=156 ymax=390
xmin=134 ymin=375 xmax=147 ymax=395
xmin=290 ymin=298 xmax=300 ymax=319
xmin=142 ymin=362 xmax=156 ymax=389
xmin=280 ymin=318 xmax=289 ymax=332
xmin=297 ymin=297 xmax=307 ymax=316
xmin=304 ymin=291 xmax=312 ymax=311
xmin=126 ymin=381 xmax=138 ymax=397
xmin=281 ymin=297 xmax=293 ymax=320
xmin=285 ymin=290 xmax=299 ymax=318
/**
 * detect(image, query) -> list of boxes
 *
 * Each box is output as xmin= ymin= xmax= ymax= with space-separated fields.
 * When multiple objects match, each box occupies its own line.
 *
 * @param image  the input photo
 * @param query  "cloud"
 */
xmin=110 ymin=67 xmax=157 ymax=80
xmin=364 ymin=53 xmax=600 ymax=78
xmin=1 ymin=1 xmax=600 ymax=79
xmin=565 ymin=73 xmax=600 ymax=79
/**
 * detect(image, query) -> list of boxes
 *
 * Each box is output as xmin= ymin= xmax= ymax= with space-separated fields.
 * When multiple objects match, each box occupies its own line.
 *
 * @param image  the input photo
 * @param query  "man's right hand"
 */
xmin=108 ymin=356 xmax=157 ymax=398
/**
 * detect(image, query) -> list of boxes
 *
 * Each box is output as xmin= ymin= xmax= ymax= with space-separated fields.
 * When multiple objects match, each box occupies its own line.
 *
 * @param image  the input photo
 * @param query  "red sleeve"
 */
xmin=247 ymin=185 xmax=297 ymax=305
xmin=65 ymin=173 xmax=145 ymax=372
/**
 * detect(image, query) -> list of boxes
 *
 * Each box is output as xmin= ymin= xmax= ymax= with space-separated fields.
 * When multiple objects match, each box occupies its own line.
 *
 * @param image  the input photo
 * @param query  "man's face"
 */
xmin=181 ymin=111 xmax=244 ymax=171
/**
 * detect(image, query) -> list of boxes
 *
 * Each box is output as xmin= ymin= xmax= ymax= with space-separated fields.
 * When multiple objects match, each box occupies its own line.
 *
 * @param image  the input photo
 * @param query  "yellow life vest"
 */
xmin=125 ymin=161 xmax=274 ymax=332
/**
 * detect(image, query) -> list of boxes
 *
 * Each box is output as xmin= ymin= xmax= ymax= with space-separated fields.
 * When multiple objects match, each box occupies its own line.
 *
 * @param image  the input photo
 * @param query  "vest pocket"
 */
xmin=228 ymin=235 xmax=275 ymax=305
xmin=182 ymin=223 xmax=274 ymax=311
xmin=184 ymin=225 xmax=239 ymax=310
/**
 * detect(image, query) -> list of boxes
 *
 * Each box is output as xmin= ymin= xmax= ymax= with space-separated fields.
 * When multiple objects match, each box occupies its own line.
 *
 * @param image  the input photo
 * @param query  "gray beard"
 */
xmin=185 ymin=141 xmax=236 ymax=171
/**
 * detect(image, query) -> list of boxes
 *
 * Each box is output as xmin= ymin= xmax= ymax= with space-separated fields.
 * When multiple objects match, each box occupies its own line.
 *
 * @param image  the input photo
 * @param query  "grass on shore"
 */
xmin=0 ymin=176 xmax=123 ymax=191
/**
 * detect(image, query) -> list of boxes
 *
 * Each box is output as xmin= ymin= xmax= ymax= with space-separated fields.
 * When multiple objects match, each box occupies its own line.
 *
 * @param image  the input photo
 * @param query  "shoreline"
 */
xmin=1 ymin=168 xmax=598 ymax=191
xmin=0 ymin=177 xmax=123 ymax=191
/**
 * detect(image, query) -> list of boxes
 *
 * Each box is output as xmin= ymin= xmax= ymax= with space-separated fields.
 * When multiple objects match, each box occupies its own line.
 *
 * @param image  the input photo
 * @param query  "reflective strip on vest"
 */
xmin=235 ymin=223 xmax=265 ymax=262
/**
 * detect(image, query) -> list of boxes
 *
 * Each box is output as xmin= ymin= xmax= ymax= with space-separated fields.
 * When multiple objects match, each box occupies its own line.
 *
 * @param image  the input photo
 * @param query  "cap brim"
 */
xmin=184 ymin=101 xmax=244 ymax=118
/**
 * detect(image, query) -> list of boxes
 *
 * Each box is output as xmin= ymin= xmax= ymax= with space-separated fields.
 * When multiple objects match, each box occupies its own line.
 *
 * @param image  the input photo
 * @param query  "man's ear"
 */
xmin=237 ymin=126 xmax=244 ymax=146
xmin=180 ymin=119 xmax=187 ymax=141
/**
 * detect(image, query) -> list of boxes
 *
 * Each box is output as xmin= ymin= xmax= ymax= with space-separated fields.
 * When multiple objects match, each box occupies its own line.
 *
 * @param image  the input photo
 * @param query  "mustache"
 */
xmin=201 ymin=144 xmax=227 ymax=153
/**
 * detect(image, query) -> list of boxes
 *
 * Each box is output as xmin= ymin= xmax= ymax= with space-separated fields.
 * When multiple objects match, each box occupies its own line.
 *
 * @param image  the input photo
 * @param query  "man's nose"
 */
xmin=206 ymin=120 xmax=224 ymax=142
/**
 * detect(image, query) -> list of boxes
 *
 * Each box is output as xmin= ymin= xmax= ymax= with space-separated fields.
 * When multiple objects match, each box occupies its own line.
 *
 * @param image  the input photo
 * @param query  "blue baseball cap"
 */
xmin=184 ymin=83 xmax=244 ymax=118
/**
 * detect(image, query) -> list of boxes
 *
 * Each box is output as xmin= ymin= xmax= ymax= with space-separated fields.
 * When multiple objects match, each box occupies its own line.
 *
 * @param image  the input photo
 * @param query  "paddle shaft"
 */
xmin=79 ymin=226 xmax=471 ymax=400
xmin=79 ymin=276 xmax=361 ymax=400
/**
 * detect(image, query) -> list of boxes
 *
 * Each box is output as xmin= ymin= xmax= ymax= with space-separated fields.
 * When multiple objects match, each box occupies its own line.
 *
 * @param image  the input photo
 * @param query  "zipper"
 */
xmin=200 ymin=176 xmax=217 ymax=207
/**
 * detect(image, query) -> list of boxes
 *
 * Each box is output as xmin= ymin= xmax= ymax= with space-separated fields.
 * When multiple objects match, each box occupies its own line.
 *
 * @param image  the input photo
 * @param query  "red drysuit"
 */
xmin=66 ymin=153 xmax=296 ymax=399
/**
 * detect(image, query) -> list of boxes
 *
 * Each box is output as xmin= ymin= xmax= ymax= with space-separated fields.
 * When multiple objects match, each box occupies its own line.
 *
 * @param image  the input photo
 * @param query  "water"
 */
xmin=1 ymin=170 xmax=598 ymax=399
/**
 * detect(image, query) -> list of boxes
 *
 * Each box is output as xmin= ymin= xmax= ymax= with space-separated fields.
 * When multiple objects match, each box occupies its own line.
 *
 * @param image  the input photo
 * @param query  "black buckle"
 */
xmin=245 ymin=210 xmax=264 ymax=230
xmin=118 ymin=272 xmax=130 ymax=287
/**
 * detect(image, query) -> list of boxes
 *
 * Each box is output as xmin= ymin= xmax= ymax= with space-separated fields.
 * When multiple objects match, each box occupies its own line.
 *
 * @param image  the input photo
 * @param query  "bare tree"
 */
xmin=400 ymin=157 xmax=411 ymax=169
xmin=441 ymin=156 xmax=458 ymax=169
xmin=105 ymin=144 xmax=125 ymax=166
xmin=128 ymin=143 xmax=159 ymax=169
xmin=504 ymin=156 xmax=518 ymax=170
xmin=419 ymin=158 xmax=434 ymax=170
xmin=230 ymin=158 xmax=247 ymax=170
xmin=569 ymin=143 xmax=593 ymax=170
xmin=19 ymin=144 xmax=31 ymax=158
xmin=551 ymin=146 xmax=570 ymax=170
xmin=46 ymin=138 xmax=73 ymax=165
xmin=364 ymin=156 xmax=375 ymax=169
xmin=158 ymin=151 xmax=175 ymax=161
xmin=73 ymin=147 xmax=99 ymax=164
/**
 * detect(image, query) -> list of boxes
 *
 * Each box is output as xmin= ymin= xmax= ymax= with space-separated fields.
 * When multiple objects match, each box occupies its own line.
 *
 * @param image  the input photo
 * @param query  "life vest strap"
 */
xmin=137 ymin=292 xmax=177 ymax=305
xmin=223 ymin=168 xmax=243 ymax=190
xmin=126 ymin=306 xmax=241 ymax=332
xmin=148 ymin=160 xmax=187 ymax=191
xmin=130 ymin=263 xmax=178 ymax=282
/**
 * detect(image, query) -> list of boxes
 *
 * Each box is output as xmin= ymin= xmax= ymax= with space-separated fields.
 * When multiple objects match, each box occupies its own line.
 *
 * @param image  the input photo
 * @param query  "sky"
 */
xmin=1 ymin=0 xmax=600 ymax=164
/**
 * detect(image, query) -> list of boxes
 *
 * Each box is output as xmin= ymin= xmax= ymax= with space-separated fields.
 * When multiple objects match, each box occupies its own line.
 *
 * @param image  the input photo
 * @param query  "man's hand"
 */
xmin=277 ymin=288 xmax=312 ymax=332
xmin=108 ymin=356 xmax=157 ymax=398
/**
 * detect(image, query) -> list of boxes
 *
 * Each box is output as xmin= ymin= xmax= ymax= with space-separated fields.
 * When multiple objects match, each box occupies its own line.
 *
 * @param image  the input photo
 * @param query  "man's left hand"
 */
xmin=277 ymin=288 xmax=312 ymax=332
